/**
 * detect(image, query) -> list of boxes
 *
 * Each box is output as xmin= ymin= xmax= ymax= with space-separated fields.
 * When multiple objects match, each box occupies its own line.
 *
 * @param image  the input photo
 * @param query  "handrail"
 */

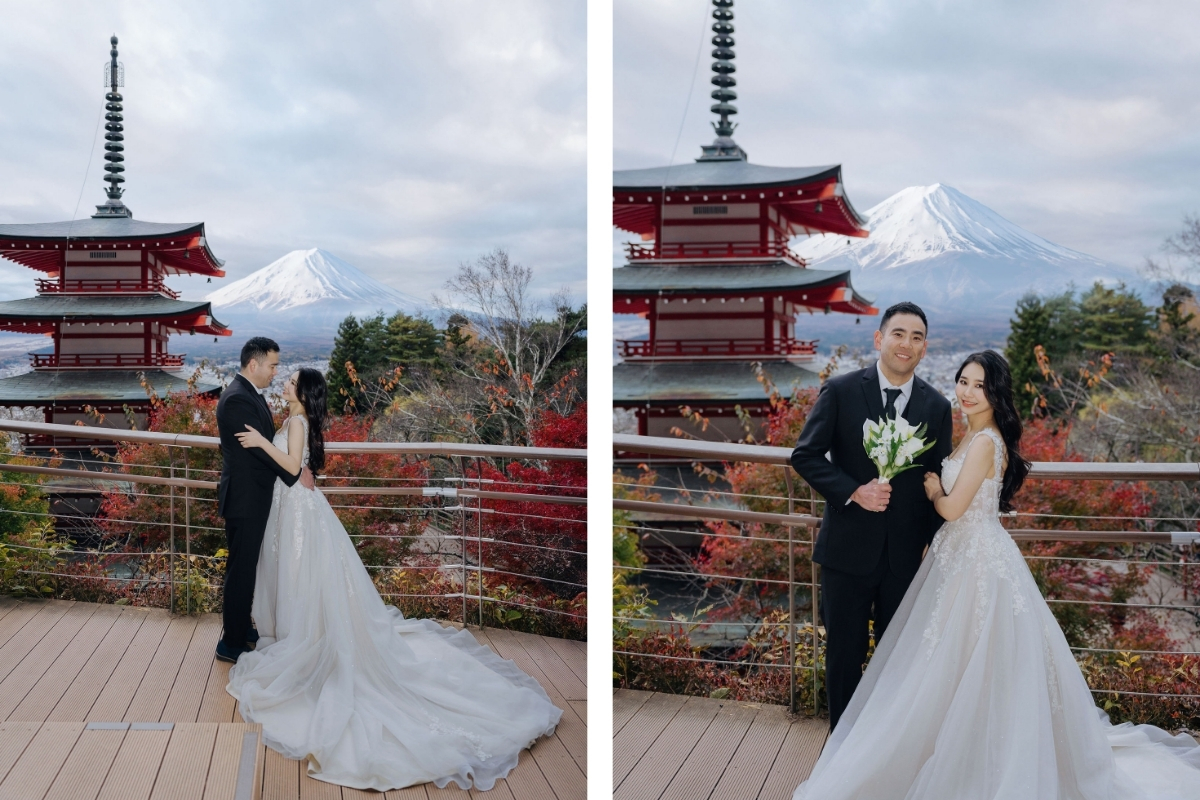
xmin=613 ymin=497 xmax=1200 ymax=545
xmin=613 ymin=434 xmax=1200 ymax=480
xmin=0 ymin=420 xmax=587 ymax=461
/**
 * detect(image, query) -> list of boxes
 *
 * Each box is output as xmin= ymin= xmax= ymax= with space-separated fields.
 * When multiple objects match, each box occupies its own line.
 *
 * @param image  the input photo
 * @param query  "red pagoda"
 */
xmin=613 ymin=0 xmax=876 ymax=441
xmin=0 ymin=36 xmax=230 ymax=448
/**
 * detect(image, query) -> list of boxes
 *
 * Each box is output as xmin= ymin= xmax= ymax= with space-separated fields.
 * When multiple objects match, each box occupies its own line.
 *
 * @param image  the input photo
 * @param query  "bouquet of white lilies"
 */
xmin=863 ymin=416 xmax=936 ymax=483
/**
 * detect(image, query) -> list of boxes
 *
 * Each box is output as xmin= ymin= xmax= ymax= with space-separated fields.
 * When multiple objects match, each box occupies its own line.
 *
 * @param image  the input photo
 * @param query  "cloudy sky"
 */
xmin=0 ymin=1 xmax=585 ymax=304
xmin=615 ymin=0 xmax=1200 ymax=273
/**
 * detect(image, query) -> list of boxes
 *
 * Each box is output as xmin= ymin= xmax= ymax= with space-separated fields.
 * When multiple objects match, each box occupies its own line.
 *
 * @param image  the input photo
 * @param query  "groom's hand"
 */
xmin=850 ymin=480 xmax=891 ymax=513
xmin=300 ymin=467 xmax=316 ymax=491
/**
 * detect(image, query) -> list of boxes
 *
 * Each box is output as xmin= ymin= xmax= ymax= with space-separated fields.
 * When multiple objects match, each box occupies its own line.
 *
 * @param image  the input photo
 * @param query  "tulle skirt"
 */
xmin=226 ymin=480 xmax=562 ymax=792
xmin=794 ymin=518 xmax=1200 ymax=799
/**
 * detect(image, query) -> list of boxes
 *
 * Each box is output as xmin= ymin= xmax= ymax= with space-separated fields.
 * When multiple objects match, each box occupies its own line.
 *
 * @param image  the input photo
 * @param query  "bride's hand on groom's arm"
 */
xmin=923 ymin=472 xmax=944 ymax=502
xmin=236 ymin=424 xmax=268 ymax=449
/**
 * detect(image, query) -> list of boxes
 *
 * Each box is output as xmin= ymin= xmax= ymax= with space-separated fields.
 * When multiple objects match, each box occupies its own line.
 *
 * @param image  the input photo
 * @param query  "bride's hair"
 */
xmin=295 ymin=368 xmax=328 ymax=472
xmin=954 ymin=350 xmax=1031 ymax=512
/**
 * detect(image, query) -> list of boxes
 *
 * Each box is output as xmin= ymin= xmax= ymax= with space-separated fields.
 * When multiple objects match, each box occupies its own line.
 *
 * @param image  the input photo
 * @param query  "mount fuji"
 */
xmin=203 ymin=249 xmax=427 ymax=345
xmin=790 ymin=184 xmax=1149 ymax=345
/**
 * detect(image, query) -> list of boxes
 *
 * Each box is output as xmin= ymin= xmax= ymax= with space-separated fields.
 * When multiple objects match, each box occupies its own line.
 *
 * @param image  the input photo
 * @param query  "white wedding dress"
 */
xmin=226 ymin=418 xmax=562 ymax=792
xmin=794 ymin=427 xmax=1200 ymax=799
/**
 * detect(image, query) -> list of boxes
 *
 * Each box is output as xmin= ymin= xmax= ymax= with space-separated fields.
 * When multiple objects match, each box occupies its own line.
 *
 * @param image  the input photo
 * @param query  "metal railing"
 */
xmin=0 ymin=420 xmax=586 ymax=637
xmin=624 ymin=241 xmax=807 ymax=264
xmin=617 ymin=338 xmax=819 ymax=361
xmin=31 ymin=353 xmax=186 ymax=369
xmin=613 ymin=433 xmax=1200 ymax=716
xmin=35 ymin=278 xmax=180 ymax=299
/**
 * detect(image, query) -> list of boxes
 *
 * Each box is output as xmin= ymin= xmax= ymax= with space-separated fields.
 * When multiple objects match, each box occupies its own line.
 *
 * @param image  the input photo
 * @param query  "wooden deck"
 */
xmin=613 ymin=690 xmax=827 ymax=800
xmin=0 ymin=598 xmax=586 ymax=799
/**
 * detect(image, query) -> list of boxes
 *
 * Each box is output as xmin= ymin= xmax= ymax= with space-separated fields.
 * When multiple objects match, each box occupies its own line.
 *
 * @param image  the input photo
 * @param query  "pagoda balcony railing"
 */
xmin=625 ymin=241 xmax=806 ymax=265
xmin=36 ymin=278 xmax=180 ymax=300
xmin=31 ymin=353 xmax=186 ymax=369
xmin=618 ymin=337 xmax=818 ymax=361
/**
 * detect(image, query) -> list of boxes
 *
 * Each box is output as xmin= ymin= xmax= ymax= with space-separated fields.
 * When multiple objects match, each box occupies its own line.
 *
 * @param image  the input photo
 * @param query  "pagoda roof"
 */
xmin=613 ymin=262 xmax=876 ymax=315
xmin=614 ymin=162 xmax=841 ymax=191
xmin=0 ymin=296 xmax=229 ymax=335
xmin=613 ymin=161 xmax=868 ymax=239
xmin=0 ymin=219 xmax=224 ymax=277
xmin=0 ymin=369 xmax=220 ymax=405
xmin=614 ymin=359 xmax=821 ymax=404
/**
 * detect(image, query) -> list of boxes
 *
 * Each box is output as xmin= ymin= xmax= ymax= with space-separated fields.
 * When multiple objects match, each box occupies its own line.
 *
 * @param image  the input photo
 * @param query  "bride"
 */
xmin=225 ymin=368 xmax=562 ymax=792
xmin=794 ymin=350 xmax=1200 ymax=799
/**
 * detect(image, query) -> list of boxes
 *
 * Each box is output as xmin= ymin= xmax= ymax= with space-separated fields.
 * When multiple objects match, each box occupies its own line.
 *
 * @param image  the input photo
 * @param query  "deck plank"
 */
xmin=530 ymin=728 xmax=586 ymax=797
xmin=125 ymin=615 xmax=199 ymax=722
xmin=198 ymin=656 xmax=238 ymax=723
xmin=541 ymin=636 xmax=586 ymax=685
xmin=0 ymin=720 xmax=84 ymax=800
xmin=426 ymin=782 xmax=471 ymax=799
xmin=43 ymin=727 xmax=126 ymax=800
xmin=87 ymin=608 xmax=172 ymax=722
xmin=298 ymin=762 xmax=341 ymax=800
xmin=708 ymin=705 xmax=792 ymax=800
xmin=386 ymin=785 xmax=429 ymax=800
xmin=567 ymin=700 xmax=586 ymax=726
xmin=9 ymin=604 xmax=122 ymax=723
xmin=481 ymin=750 xmax=550 ymax=800
xmin=149 ymin=722 xmax=219 ymax=800
xmin=203 ymin=723 xmax=253 ymax=800
xmin=613 ymin=692 xmax=686 ymax=787
xmin=613 ymin=689 xmax=651 ymax=736
xmin=44 ymin=608 xmax=147 ymax=722
xmin=616 ymin=696 xmax=721 ymax=800
xmin=0 ymin=721 xmax=40 ymax=785
xmin=0 ymin=599 xmax=48 ymax=652
xmin=0 ymin=600 xmax=73 ymax=686
xmin=261 ymin=746 xmax=299 ymax=800
xmin=755 ymin=716 xmax=827 ymax=800
xmin=0 ymin=602 xmax=99 ymax=720
xmin=96 ymin=728 xmax=173 ymax=800
xmin=508 ymin=632 xmax=586 ymax=701
xmin=659 ymin=701 xmax=757 ymax=800
xmin=161 ymin=617 xmax=222 ymax=723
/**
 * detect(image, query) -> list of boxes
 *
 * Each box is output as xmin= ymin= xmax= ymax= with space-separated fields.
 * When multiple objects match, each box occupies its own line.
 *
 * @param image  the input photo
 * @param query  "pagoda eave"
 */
xmin=613 ymin=359 xmax=822 ymax=404
xmin=0 ymin=369 xmax=221 ymax=406
xmin=0 ymin=221 xmax=225 ymax=277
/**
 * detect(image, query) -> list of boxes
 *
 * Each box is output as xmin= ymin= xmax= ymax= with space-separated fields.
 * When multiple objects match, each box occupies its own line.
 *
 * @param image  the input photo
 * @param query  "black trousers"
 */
xmin=819 ymin=538 xmax=914 ymax=730
xmin=222 ymin=510 xmax=270 ymax=649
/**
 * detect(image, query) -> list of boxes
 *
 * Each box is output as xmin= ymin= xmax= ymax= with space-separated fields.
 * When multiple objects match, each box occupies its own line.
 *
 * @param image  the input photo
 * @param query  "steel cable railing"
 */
xmin=0 ymin=420 xmax=586 ymax=639
xmin=614 ymin=433 xmax=1200 ymax=719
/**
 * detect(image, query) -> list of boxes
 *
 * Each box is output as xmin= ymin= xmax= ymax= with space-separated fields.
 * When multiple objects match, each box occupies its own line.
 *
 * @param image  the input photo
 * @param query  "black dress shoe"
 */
xmin=245 ymin=627 xmax=260 ymax=649
xmin=215 ymin=639 xmax=249 ymax=663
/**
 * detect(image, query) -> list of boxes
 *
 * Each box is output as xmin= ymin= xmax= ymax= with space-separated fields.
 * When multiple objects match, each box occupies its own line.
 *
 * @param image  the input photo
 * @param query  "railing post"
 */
xmin=168 ymin=450 xmax=176 ymax=615
xmin=475 ymin=456 xmax=484 ymax=628
xmin=184 ymin=447 xmax=191 ymax=615
xmin=784 ymin=468 xmax=797 ymax=715
xmin=456 ymin=456 xmax=467 ymax=626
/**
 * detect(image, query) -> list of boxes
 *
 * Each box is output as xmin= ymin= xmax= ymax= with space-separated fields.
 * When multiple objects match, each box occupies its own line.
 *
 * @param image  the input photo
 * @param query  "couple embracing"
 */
xmin=214 ymin=337 xmax=560 ymax=793
xmin=791 ymin=303 xmax=1200 ymax=798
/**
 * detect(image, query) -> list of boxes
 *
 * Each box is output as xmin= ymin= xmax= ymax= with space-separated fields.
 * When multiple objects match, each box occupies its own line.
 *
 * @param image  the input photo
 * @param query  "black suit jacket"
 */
xmin=790 ymin=364 xmax=953 ymax=578
xmin=216 ymin=374 xmax=301 ymax=519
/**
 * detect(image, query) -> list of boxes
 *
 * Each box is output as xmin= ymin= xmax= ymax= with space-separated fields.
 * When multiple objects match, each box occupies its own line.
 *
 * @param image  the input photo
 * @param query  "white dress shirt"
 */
xmin=876 ymin=360 xmax=914 ymax=419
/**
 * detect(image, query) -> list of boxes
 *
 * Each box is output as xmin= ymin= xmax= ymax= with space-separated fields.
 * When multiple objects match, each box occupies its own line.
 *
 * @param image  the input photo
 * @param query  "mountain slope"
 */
xmin=206 ymin=248 xmax=425 ymax=314
xmin=792 ymin=185 xmax=1145 ymax=329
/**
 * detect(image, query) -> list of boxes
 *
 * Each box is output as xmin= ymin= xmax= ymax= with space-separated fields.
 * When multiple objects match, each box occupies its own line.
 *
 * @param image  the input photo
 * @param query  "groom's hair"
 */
xmin=240 ymin=337 xmax=280 ymax=368
xmin=879 ymin=301 xmax=928 ymax=335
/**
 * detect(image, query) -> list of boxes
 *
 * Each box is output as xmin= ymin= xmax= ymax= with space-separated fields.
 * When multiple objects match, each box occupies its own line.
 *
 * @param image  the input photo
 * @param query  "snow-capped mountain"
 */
xmin=206 ymin=248 xmax=425 ymax=315
xmin=789 ymin=184 xmax=1148 ymax=344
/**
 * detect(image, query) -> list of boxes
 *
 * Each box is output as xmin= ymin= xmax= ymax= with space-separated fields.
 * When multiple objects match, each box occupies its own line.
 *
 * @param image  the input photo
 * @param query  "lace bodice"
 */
xmin=923 ymin=426 xmax=1029 ymax=653
xmin=938 ymin=427 xmax=1004 ymax=524
xmin=272 ymin=416 xmax=310 ymax=470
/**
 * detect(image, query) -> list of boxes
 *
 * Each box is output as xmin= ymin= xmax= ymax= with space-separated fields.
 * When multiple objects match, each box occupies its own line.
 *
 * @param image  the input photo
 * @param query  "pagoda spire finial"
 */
xmin=93 ymin=34 xmax=132 ymax=219
xmin=698 ymin=0 xmax=747 ymax=162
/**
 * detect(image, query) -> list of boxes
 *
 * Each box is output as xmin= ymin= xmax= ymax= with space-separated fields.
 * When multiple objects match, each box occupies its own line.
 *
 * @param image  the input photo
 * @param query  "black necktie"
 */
xmin=883 ymin=388 xmax=902 ymax=419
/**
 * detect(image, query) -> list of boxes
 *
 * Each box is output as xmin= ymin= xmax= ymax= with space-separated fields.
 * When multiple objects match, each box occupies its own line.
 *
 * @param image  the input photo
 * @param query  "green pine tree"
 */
xmin=326 ymin=315 xmax=365 ymax=413
xmin=1077 ymin=282 xmax=1152 ymax=354
xmin=1006 ymin=294 xmax=1051 ymax=416
xmin=384 ymin=312 xmax=443 ymax=375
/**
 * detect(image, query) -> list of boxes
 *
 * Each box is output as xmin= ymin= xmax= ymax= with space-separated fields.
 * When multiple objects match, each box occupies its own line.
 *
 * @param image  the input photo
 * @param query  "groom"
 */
xmin=214 ymin=337 xmax=314 ymax=663
xmin=791 ymin=302 xmax=953 ymax=730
